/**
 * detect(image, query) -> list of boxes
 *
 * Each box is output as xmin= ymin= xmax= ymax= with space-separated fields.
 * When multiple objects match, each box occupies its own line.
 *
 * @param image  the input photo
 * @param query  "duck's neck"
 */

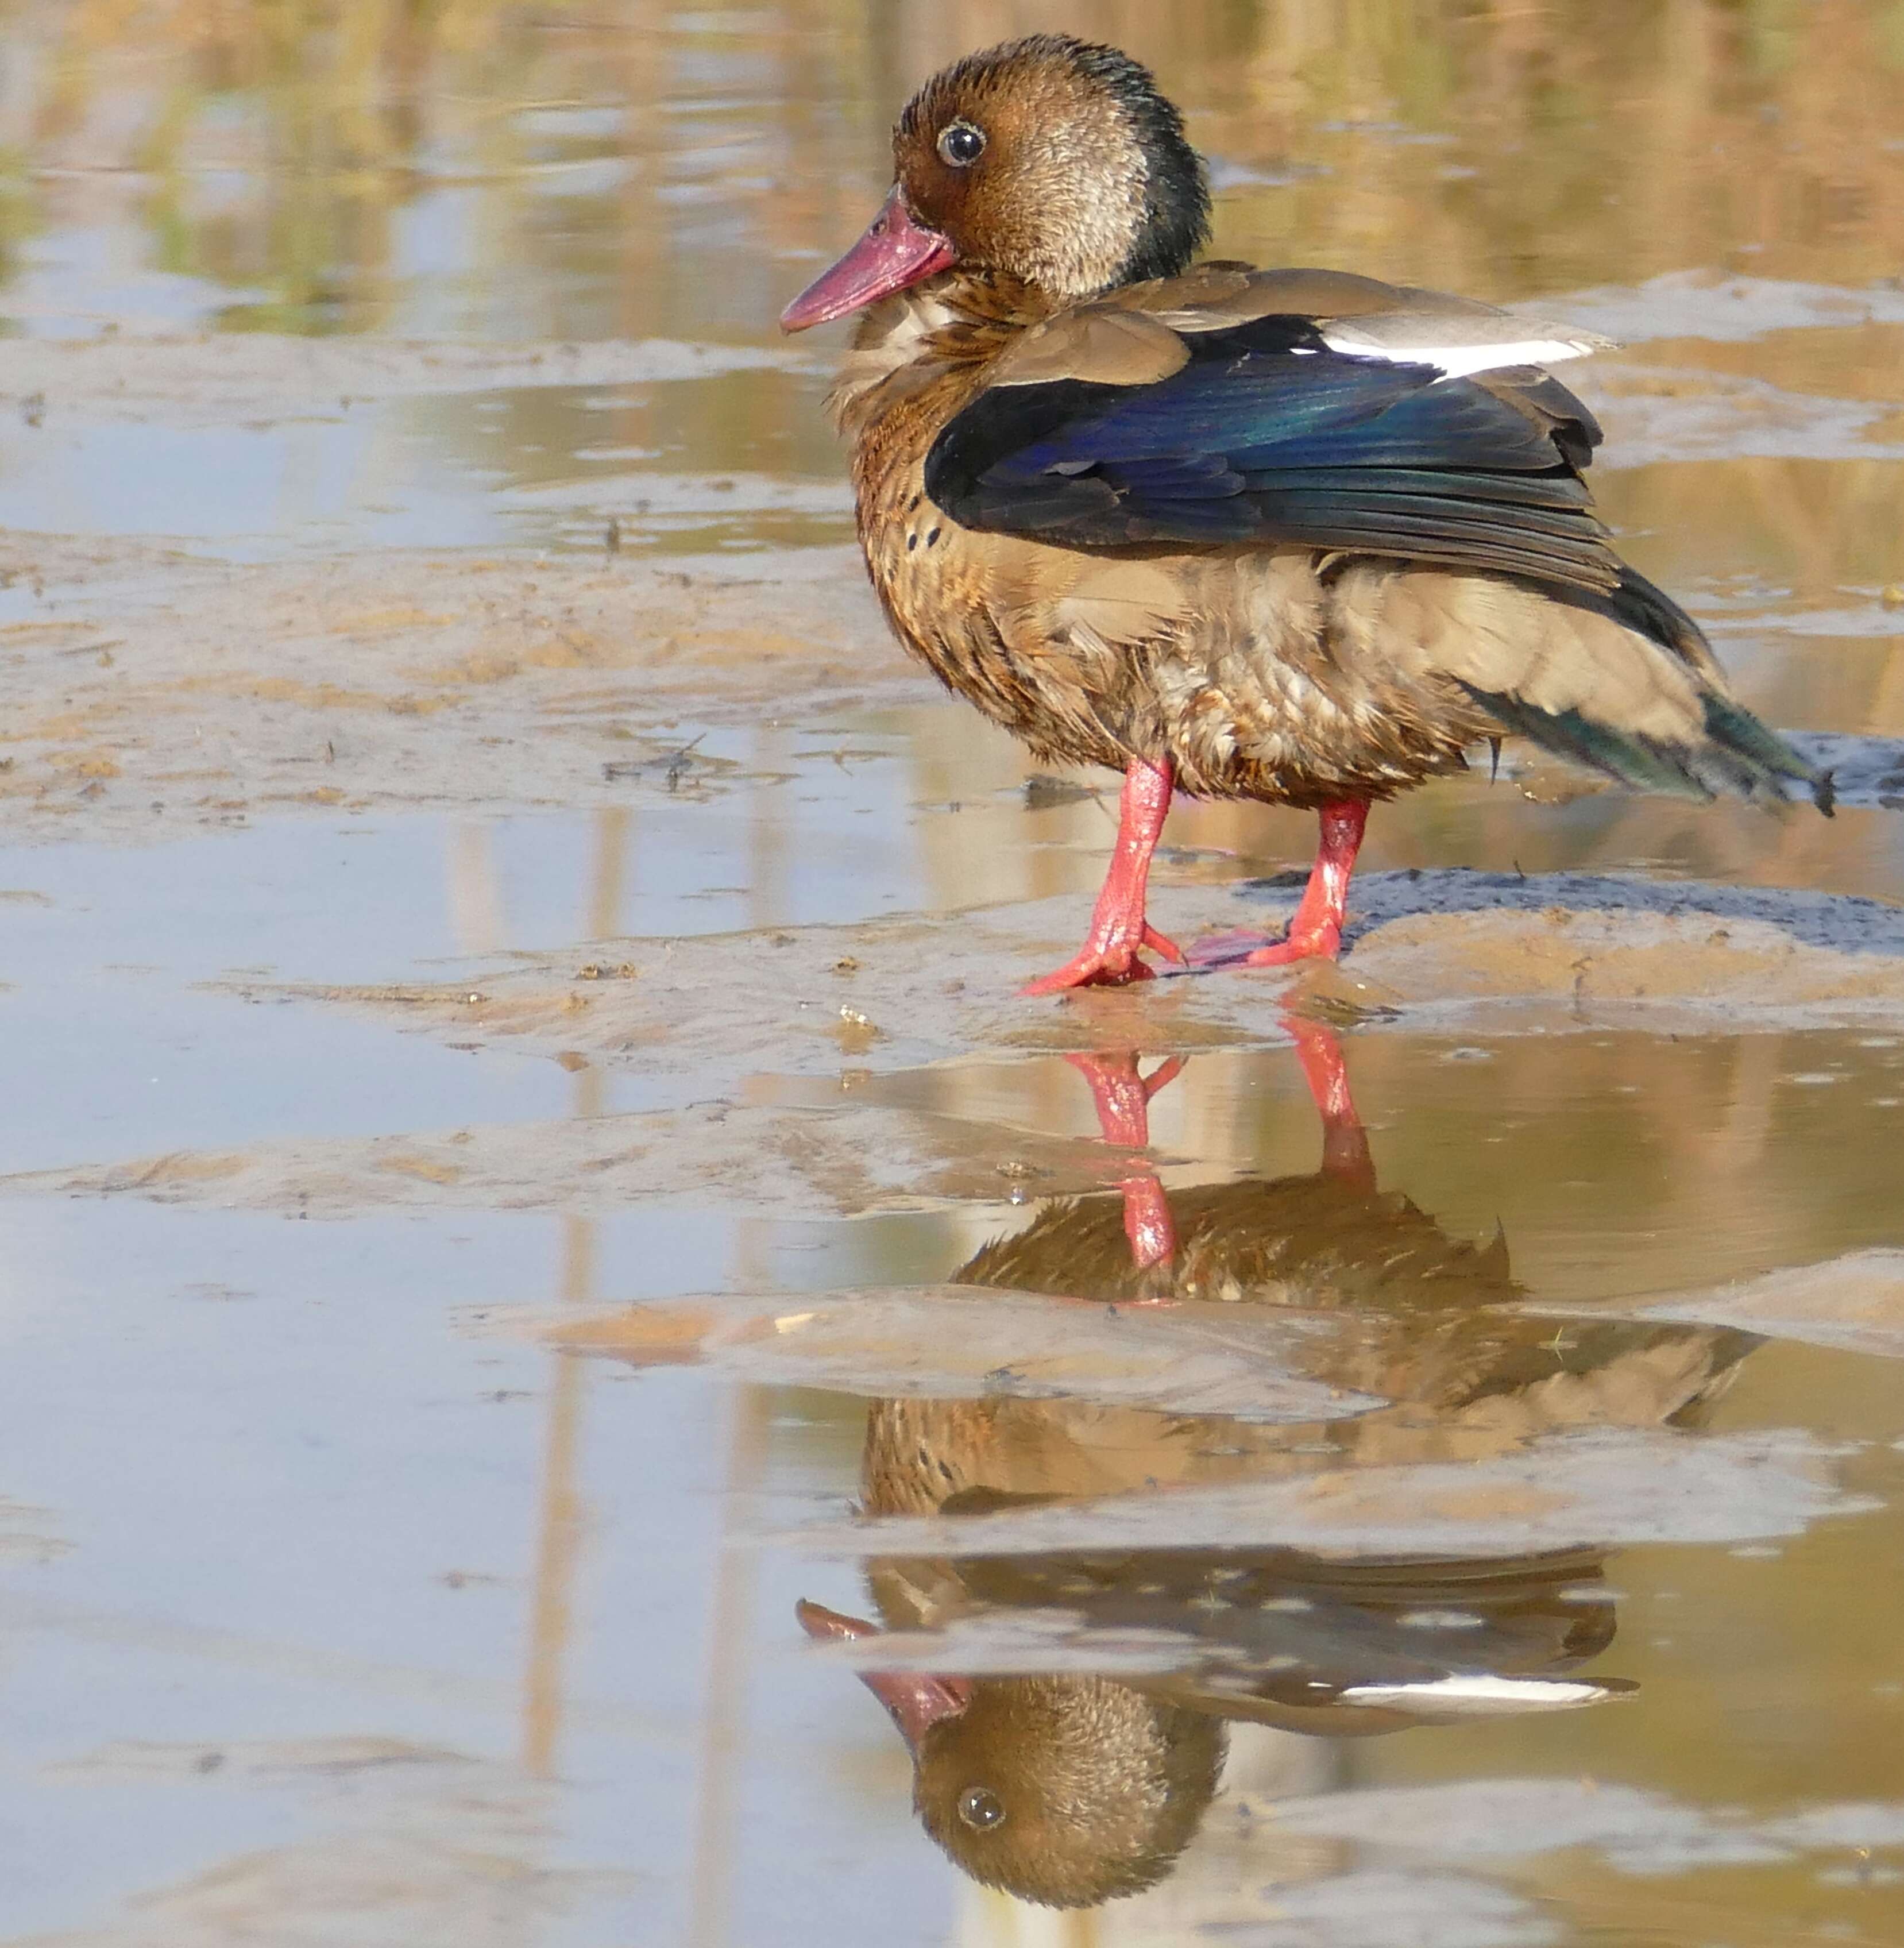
xmin=825 ymin=269 xmax=1056 ymax=440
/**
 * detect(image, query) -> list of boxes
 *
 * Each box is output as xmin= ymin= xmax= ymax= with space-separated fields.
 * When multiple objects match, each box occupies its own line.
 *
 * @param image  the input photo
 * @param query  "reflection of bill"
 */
xmin=798 ymin=1021 xmax=1758 ymax=1910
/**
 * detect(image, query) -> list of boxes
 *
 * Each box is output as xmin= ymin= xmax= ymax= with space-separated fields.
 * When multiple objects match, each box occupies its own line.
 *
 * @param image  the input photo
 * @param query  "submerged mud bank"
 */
xmin=7 ymin=1100 xmax=1146 ymax=1220
xmin=0 ymin=536 xmax=910 ymax=845
xmin=217 ymin=875 xmax=1904 ymax=1093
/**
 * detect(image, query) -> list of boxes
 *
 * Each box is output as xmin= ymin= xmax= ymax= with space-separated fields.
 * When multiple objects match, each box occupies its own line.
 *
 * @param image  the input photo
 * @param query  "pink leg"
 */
xmin=1064 ymin=1050 xmax=1186 ymax=1272
xmin=1283 ymin=1014 xmax=1374 ymax=1191
xmin=1193 ymin=799 xmax=1370 ymax=970
xmin=1022 ymin=759 xmax=1185 ymax=996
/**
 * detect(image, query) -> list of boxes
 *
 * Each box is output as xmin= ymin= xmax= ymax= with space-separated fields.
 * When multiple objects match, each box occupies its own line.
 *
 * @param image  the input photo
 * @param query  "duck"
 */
xmin=781 ymin=34 xmax=1831 ymax=994
xmin=795 ymin=1029 xmax=1759 ymax=1907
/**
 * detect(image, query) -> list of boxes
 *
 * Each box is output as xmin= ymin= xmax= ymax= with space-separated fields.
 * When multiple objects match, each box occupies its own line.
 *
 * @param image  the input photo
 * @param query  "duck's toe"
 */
xmin=1240 ymin=921 xmax=1342 ymax=967
xmin=1020 ymin=947 xmax=1159 ymax=996
xmin=1021 ymin=923 xmax=1184 ymax=996
xmin=1188 ymin=921 xmax=1344 ymax=970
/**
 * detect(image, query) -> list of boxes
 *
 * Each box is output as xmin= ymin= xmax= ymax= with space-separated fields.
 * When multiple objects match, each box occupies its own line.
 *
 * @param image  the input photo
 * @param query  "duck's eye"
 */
xmin=957 ymin=1785 xmax=1006 ymax=1831
xmin=936 ymin=121 xmax=986 ymax=168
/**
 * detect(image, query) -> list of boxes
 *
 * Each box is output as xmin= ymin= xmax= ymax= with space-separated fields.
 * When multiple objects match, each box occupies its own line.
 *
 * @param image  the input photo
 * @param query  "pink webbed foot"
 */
xmin=1188 ymin=921 xmax=1340 ymax=970
xmin=1022 ymin=922 xmax=1185 ymax=997
xmin=1190 ymin=799 xmax=1367 ymax=975
xmin=1238 ymin=918 xmax=1342 ymax=968
xmin=1021 ymin=757 xmax=1183 ymax=997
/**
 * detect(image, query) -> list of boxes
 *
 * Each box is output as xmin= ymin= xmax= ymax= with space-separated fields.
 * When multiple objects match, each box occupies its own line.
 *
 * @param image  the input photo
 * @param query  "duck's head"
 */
xmin=798 ymin=1599 xmax=1224 ymax=1908
xmin=781 ymin=36 xmax=1210 ymax=331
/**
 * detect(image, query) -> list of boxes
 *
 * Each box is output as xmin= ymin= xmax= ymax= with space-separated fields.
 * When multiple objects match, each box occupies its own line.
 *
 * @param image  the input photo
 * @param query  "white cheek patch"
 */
xmin=1319 ymin=326 xmax=1611 ymax=381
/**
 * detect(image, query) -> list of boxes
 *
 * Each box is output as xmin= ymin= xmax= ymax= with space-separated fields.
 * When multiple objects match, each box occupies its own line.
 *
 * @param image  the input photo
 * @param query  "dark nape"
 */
xmin=1061 ymin=38 xmax=1211 ymax=283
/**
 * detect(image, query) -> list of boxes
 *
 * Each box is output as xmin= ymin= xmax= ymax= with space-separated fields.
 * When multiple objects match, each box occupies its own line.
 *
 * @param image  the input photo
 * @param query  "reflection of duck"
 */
xmin=800 ymin=1023 xmax=1758 ymax=1908
xmin=801 ymin=1548 xmax=1619 ymax=1908
xmin=974 ymin=1035 xmax=1512 ymax=1294
xmin=781 ymin=34 xmax=1826 ymax=993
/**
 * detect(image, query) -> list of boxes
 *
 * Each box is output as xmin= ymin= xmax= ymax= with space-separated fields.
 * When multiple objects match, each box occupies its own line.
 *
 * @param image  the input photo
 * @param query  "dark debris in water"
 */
xmin=1023 ymin=773 xmax=1102 ymax=811
xmin=1782 ymin=730 xmax=1904 ymax=809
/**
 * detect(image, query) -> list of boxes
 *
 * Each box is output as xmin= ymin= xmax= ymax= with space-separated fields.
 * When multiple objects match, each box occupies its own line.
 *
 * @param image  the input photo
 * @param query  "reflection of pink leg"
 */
xmin=1193 ymin=799 xmax=1370 ymax=969
xmin=1064 ymin=1049 xmax=1187 ymax=1147
xmin=1063 ymin=1050 xmax=1186 ymax=1273
xmin=1023 ymin=760 xmax=1185 ymax=995
xmin=1284 ymin=1015 xmax=1374 ymax=1190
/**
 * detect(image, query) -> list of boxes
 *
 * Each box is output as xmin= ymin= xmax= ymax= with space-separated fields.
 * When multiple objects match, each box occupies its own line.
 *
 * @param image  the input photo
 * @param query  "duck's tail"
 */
xmin=1447 ymin=566 xmax=1832 ymax=813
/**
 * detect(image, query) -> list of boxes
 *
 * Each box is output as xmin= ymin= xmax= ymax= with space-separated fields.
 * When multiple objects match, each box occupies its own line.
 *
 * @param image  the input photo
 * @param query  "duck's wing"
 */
xmin=926 ymin=266 xmax=1623 ymax=596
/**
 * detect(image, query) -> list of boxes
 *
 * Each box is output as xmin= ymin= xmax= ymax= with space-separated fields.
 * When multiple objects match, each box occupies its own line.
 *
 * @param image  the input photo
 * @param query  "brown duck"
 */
xmin=798 ymin=1032 xmax=1758 ymax=1907
xmin=782 ymin=34 xmax=1829 ymax=993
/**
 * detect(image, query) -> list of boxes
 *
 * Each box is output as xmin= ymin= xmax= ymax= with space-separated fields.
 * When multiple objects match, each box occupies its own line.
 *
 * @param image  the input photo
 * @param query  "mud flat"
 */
xmin=786 ymin=1425 xmax=1857 ymax=1560
xmin=0 ymin=534 xmax=915 ymax=845
xmin=1540 ymin=1249 xmax=1904 ymax=1361
xmin=3 ymin=1100 xmax=1144 ymax=1220
xmin=11 ymin=866 xmax=1904 ymax=1226
xmin=232 ymin=872 xmax=1904 ymax=1081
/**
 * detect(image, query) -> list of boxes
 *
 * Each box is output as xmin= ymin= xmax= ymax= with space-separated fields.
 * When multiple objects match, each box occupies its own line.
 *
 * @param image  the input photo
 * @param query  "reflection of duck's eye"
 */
xmin=957 ymin=1785 xmax=1006 ymax=1831
xmin=937 ymin=121 xmax=986 ymax=168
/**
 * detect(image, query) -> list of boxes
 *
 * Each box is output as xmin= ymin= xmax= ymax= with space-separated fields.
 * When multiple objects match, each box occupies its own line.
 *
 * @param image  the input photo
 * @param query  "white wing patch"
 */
xmin=1341 ymin=1675 xmax=1617 ymax=1716
xmin=1320 ymin=321 xmax=1616 ymax=381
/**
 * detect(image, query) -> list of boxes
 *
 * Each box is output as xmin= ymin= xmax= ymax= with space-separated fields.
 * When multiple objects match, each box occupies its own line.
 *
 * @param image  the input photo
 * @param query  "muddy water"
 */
xmin=2 ymin=3 xmax=1904 ymax=1945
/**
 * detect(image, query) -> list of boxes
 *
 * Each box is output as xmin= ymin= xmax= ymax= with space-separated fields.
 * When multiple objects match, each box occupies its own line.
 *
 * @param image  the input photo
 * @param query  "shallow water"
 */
xmin=2 ymin=3 xmax=1904 ymax=1945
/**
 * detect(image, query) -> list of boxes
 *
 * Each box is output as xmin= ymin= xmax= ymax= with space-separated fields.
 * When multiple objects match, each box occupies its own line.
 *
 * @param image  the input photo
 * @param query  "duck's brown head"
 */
xmin=781 ymin=36 xmax=1210 ymax=330
xmin=799 ymin=1600 xmax=1224 ymax=1908
xmin=907 ymin=1675 xmax=1225 ymax=1908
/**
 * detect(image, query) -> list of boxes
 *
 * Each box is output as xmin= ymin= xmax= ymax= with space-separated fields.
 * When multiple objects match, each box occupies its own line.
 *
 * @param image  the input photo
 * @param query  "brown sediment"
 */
xmin=10 ymin=1101 xmax=1148 ymax=1220
xmin=0 ymin=536 xmax=913 ymax=844
xmin=215 ymin=892 xmax=1904 ymax=1100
